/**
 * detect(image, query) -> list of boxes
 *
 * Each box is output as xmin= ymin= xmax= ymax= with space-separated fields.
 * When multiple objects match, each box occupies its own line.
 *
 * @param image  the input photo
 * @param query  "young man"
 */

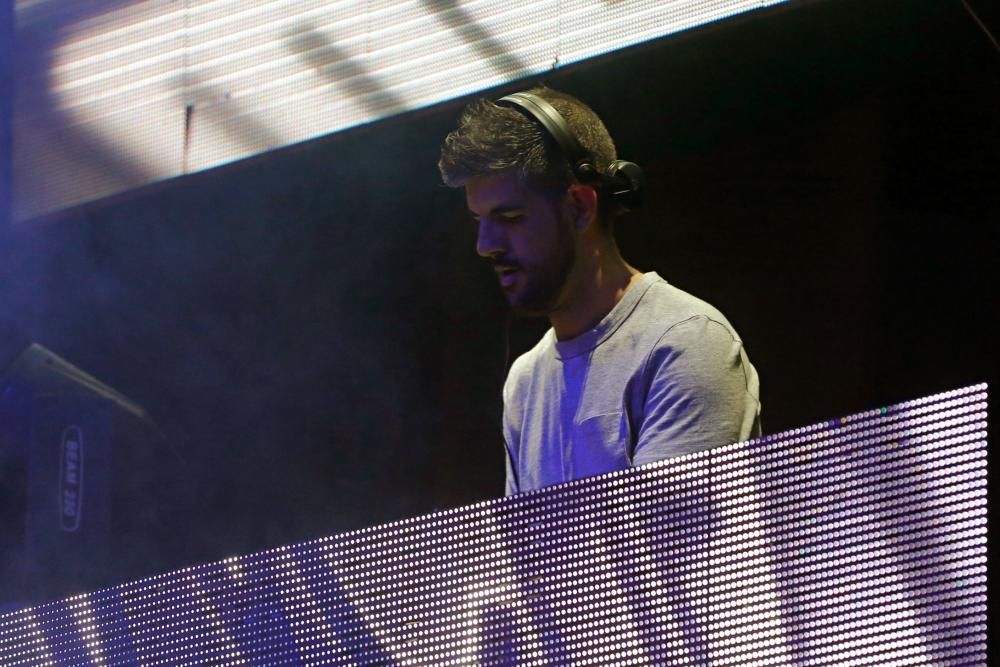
xmin=439 ymin=87 xmax=761 ymax=495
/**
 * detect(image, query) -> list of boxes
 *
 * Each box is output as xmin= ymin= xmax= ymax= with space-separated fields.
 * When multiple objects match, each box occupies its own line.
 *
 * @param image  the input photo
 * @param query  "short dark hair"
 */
xmin=438 ymin=87 xmax=618 ymax=209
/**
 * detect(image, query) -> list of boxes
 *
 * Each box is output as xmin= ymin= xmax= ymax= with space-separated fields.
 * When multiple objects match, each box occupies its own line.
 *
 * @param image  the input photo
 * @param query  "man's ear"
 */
xmin=565 ymin=183 xmax=599 ymax=233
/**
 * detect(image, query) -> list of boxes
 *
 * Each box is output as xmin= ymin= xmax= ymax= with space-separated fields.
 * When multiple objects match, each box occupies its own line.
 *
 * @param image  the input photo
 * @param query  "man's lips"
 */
xmin=493 ymin=263 xmax=520 ymax=288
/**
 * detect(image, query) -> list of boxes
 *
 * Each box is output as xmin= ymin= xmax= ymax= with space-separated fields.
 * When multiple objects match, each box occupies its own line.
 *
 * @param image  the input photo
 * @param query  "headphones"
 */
xmin=496 ymin=91 xmax=645 ymax=212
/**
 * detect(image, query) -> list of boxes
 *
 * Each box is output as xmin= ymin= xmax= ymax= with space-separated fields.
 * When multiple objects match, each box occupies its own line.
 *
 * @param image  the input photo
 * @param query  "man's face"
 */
xmin=465 ymin=172 xmax=577 ymax=317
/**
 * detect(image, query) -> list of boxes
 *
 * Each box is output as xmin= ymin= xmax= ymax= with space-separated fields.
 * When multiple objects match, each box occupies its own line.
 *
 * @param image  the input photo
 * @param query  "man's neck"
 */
xmin=549 ymin=253 xmax=642 ymax=341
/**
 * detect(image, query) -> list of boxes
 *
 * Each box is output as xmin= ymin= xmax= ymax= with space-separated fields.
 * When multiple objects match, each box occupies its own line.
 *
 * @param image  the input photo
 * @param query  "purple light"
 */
xmin=0 ymin=384 xmax=988 ymax=666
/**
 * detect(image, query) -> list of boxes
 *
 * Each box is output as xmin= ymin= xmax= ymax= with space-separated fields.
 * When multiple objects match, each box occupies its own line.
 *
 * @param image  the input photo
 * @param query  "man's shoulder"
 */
xmin=504 ymin=329 xmax=556 ymax=393
xmin=630 ymin=273 xmax=739 ymax=340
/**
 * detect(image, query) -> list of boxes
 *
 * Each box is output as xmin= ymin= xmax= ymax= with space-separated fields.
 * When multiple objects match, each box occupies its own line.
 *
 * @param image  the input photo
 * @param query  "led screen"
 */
xmin=0 ymin=384 xmax=987 ymax=665
xmin=12 ymin=0 xmax=797 ymax=222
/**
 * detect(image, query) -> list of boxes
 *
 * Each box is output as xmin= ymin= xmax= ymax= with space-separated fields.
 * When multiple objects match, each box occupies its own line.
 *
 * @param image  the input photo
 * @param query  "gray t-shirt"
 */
xmin=502 ymin=272 xmax=761 ymax=495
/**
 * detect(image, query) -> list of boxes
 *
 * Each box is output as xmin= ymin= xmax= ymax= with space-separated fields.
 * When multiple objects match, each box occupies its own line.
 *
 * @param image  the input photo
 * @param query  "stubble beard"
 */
xmin=507 ymin=235 xmax=576 ymax=319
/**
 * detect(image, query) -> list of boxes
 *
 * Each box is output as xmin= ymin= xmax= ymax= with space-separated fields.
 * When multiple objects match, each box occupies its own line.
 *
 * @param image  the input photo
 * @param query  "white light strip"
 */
xmin=13 ymin=0 xmax=799 ymax=221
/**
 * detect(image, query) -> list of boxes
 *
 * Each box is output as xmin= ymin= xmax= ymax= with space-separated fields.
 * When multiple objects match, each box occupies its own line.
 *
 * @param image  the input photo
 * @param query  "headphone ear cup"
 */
xmin=606 ymin=160 xmax=645 ymax=212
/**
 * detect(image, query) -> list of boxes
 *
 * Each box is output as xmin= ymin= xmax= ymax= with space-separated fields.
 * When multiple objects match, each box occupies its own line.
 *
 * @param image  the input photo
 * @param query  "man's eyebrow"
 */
xmin=469 ymin=205 xmax=525 ymax=219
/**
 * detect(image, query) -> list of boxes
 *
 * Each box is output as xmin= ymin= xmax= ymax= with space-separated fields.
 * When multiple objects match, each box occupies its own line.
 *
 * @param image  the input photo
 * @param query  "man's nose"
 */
xmin=476 ymin=218 xmax=504 ymax=258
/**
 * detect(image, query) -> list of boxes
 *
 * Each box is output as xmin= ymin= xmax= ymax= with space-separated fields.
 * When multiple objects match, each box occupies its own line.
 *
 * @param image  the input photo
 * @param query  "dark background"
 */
xmin=1 ymin=0 xmax=997 ymax=598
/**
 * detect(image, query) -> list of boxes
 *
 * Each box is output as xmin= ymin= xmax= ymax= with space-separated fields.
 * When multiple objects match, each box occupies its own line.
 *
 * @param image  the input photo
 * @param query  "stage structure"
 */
xmin=13 ymin=0 xmax=797 ymax=221
xmin=0 ymin=384 xmax=987 ymax=665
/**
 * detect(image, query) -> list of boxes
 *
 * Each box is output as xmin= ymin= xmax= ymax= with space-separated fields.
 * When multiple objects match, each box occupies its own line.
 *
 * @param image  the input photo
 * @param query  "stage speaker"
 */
xmin=0 ymin=343 xmax=187 ymax=609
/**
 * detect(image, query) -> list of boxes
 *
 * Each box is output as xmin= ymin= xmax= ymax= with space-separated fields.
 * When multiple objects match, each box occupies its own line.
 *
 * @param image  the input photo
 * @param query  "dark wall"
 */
xmin=1 ymin=0 xmax=996 ymax=586
xmin=2 ymin=120 xmax=468 ymax=566
xmin=557 ymin=0 xmax=998 ymax=424
xmin=1 ymin=0 xmax=11 ymax=233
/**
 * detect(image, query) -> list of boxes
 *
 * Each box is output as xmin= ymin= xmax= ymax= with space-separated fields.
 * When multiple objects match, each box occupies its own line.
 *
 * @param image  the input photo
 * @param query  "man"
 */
xmin=439 ymin=87 xmax=761 ymax=495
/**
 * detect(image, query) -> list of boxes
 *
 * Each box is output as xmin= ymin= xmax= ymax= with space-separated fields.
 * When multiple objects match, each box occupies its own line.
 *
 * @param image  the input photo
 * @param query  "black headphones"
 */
xmin=496 ymin=91 xmax=644 ymax=212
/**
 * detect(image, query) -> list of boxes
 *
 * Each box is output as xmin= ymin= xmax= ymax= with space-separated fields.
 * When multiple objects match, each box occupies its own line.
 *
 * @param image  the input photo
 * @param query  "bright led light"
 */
xmin=0 ymin=385 xmax=987 ymax=665
xmin=14 ymin=0 xmax=799 ymax=222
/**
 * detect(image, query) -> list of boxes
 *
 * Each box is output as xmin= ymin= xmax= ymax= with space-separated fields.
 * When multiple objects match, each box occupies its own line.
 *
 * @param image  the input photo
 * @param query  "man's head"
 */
xmin=439 ymin=87 xmax=619 ymax=221
xmin=439 ymin=87 xmax=621 ymax=316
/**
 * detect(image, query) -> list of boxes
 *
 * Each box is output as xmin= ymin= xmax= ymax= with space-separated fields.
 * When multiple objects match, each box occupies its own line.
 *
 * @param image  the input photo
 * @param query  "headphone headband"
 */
xmin=495 ymin=91 xmax=644 ymax=212
xmin=497 ymin=92 xmax=592 ymax=171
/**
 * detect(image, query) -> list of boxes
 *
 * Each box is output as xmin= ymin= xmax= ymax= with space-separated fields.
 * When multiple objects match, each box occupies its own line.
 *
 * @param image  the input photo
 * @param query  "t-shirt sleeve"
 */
xmin=631 ymin=315 xmax=760 ymax=467
xmin=502 ymin=364 xmax=522 ymax=496
xmin=503 ymin=440 xmax=519 ymax=496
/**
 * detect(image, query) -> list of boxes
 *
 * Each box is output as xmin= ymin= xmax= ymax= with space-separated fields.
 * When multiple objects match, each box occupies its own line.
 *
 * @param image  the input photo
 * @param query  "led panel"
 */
xmin=0 ymin=384 xmax=988 ymax=665
xmin=12 ymin=0 xmax=799 ymax=221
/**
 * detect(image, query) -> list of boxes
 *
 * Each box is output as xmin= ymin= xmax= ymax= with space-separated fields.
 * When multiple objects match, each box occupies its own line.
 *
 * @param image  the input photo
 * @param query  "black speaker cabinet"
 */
xmin=0 ymin=343 xmax=187 ymax=608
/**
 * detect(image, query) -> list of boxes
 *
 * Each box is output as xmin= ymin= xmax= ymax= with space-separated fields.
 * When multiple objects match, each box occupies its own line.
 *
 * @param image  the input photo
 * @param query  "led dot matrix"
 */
xmin=0 ymin=384 xmax=987 ymax=665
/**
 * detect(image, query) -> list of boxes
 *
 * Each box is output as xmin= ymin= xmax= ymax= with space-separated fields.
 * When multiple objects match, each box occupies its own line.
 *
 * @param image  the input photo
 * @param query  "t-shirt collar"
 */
xmin=552 ymin=272 xmax=660 ymax=360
